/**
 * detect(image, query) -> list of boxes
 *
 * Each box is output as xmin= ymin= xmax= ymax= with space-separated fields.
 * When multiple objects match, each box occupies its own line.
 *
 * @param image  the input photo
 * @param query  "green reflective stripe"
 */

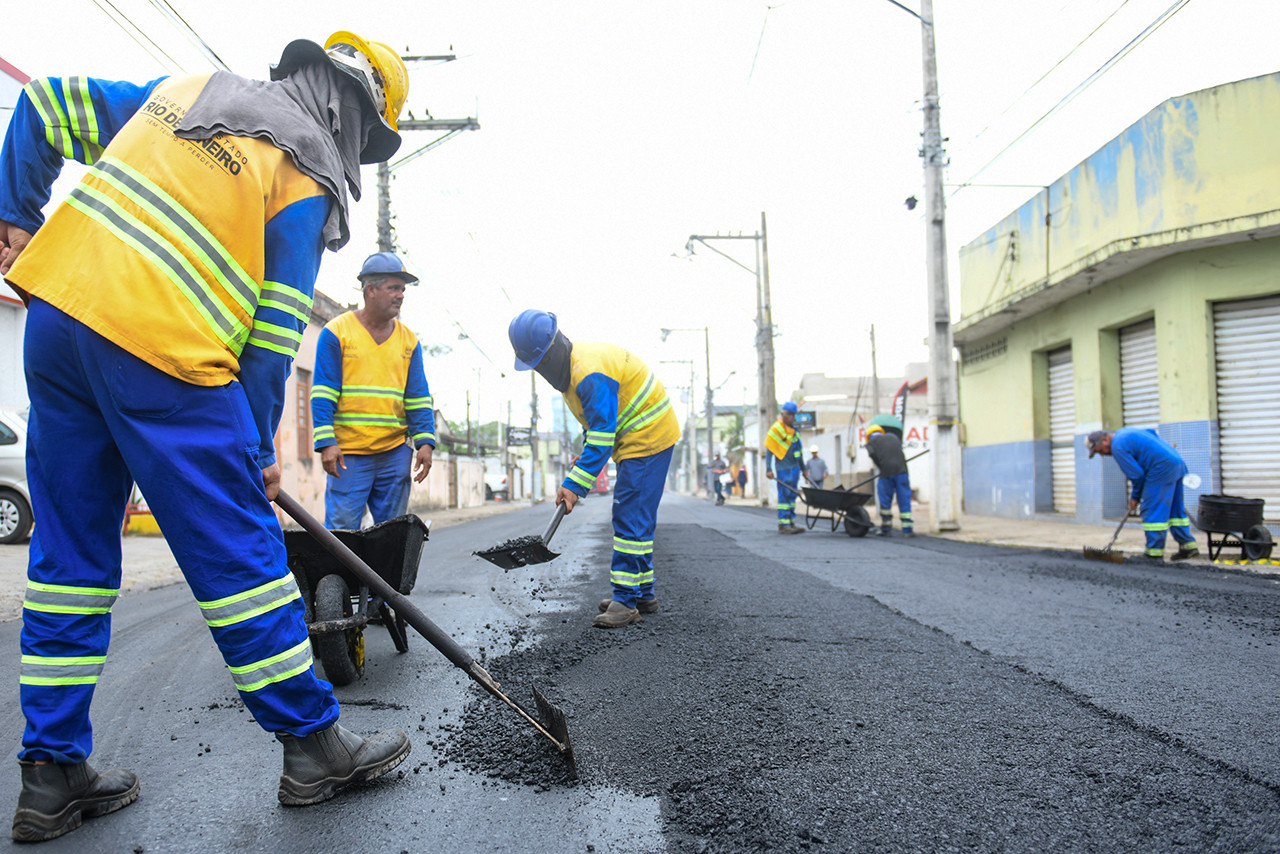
xmin=625 ymin=396 xmax=672 ymax=434
xmin=228 ymin=639 xmax=313 ymax=693
xmin=778 ymin=502 xmax=795 ymax=511
xmin=258 ymin=280 xmax=313 ymax=323
xmin=245 ymin=320 xmax=304 ymax=357
xmin=404 ymin=395 xmax=434 ymax=410
xmin=585 ymin=430 xmax=615 ymax=445
xmin=1146 ymin=548 xmax=1164 ymax=557
xmin=613 ymin=537 xmax=653 ymax=555
xmin=567 ymin=466 xmax=595 ymax=489
xmin=20 ymin=654 xmax=106 ymax=686
xmin=341 ymin=385 xmax=403 ymax=397
xmin=95 ymin=157 xmax=259 ymax=315
xmin=25 ymin=80 xmax=76 ymax=159
xmin=66 ymin=185 xmax=246 ymax=350
xmin=412 ymin=432 xmax=436 ymax=445
xmin=1169 ymin=517 xmax=1190 ymax=527
xmin=611 ymin=568 xmax=655 ymax=586
xmin=1143 ymin=522 xmax=1169 ymax=531
xmin=198 ymin=574 xmax=301 ymax=629
xmin=900 ymin=513 xmax=913 ymax=521
xmin=617 ymin=372 xmax=656 ymax=430
xmin=24 ymin=581 xmax=118 ymax=615
xmin=312 ymin=385 xmax=339 ymax=402
xmin=314 ymin=426 xmax=336 ymax=442
xmin=62 ymin=76 xmax=103 ymax=163
xmin=333 ymin=414 xmax=407 ymax=427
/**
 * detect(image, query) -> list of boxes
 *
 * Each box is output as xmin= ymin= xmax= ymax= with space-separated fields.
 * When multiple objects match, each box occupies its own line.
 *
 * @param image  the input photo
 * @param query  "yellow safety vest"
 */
xmin=8 ymin=73 xmax=327 ymax=386
xmin=766 ymin=417 xmax=802 ymax=465
xmin=563 ymin=342 xmax=680 ymax=461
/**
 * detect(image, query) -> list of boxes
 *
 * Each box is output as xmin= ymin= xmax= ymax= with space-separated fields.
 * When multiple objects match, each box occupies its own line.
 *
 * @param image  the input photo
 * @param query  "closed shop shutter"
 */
xmin=1214 ymin=295 xmax=1280 ymax=523
xmin=1048 ymin=346 xmax=1076 ymax=513
xmin=1120 ymin=319 xmax=1159 ymax=428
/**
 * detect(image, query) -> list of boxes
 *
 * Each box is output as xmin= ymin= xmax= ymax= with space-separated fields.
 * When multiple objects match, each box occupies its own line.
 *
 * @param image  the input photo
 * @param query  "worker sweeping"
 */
xmin=1085 ymin=429 xmax=1199 ymax=563
xmin=508 ymin=310 xmax=680 ymax=628
xmin=0 ymin=32 xmax=414 ymax=842
xmin=865 ymin=424 xmax=914 ymax=537
xmin=765 ymin=401 xmax=806 ymax=533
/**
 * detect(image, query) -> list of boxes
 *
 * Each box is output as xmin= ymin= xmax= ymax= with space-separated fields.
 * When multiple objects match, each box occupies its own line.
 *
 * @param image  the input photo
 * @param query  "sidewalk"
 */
xmin=715 ymin=490 xmax=1279 ymax=576
xmin=0 ymin=500 xmax=524 ymax=623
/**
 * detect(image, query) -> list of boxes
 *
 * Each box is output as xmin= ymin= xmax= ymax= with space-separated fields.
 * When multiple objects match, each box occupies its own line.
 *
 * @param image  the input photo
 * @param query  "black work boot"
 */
xmin=277 ymin=723 xmax=411 ymax=806
xmin=12 ymin=760 xmax=139 ymax=843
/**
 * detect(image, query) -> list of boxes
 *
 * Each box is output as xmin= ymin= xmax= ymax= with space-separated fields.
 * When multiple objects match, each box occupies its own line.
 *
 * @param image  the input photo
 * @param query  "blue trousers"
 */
xmin=20 ymin=300 xmax=337 ymax=763
xmin=608 ymin=446 xmax=674 ymax=608
xmin=324 ymin=444 xmax=412 ymax=529
xmin=877 ymin=473 xmax=913 ymax=532
xmin=775 ymin=467 xmax=800 ymax=528
xmin=1139 ymin=476 xmax=1196 ymax=557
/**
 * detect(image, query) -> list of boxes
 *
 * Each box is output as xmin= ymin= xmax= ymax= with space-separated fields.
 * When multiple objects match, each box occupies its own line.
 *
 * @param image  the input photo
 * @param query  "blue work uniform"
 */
xmin=765 ymin=418 xmax=804 ymax=529
xmin=2 ymin=74 xmax=340 ymax=762
xmin=1110 ymin=427 xmax=1197 ymax=557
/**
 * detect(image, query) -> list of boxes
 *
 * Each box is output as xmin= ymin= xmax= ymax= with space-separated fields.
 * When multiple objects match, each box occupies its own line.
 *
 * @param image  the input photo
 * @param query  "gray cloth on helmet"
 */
xmin=173 ymin=64 xmax=376 ymax=251
xmin=866 ymin=432 xmax=908 ymax=478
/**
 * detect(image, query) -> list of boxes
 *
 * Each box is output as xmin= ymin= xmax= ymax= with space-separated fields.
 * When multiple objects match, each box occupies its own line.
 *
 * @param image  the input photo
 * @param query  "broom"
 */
xmin=1083 ymin=513 xmax=1131 ymax=563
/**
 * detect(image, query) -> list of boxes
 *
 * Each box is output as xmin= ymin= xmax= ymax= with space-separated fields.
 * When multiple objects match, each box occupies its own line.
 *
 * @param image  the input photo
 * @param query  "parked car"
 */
xmin=483 ymin=462 xmax=508 ymax=501
xmin=0 ymin=408 xmax=32 ymax=545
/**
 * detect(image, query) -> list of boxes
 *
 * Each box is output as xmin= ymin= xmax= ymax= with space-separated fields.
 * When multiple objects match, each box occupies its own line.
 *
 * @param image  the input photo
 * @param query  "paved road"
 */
xmin=0 ymin=492 xmax=1275 ymax=852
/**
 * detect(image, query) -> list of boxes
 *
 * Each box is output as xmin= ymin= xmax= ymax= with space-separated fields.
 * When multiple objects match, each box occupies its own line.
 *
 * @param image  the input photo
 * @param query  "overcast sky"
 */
xmin=5 ymin=0 xmax=1278 ymax=431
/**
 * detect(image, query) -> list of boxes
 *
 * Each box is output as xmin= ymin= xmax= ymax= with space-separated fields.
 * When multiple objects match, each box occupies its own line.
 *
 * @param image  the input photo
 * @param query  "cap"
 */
xmin=1085 ymin=430 xmax=1108 ymax=458
xmin=358 ymin=252 xmax=418 ymax=284
xmin=781 ymin=401 xmax=798 ymax=414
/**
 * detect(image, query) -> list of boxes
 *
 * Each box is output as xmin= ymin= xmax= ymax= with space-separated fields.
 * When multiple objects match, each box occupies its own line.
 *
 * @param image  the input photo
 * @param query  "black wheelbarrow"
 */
xmin=1195 ymin=494 xmax=1274 ymax=563
xmin=801 ymin=486 xmax=876 ymax=537
xmin=283 ymin=513 xmax=429 ymax=686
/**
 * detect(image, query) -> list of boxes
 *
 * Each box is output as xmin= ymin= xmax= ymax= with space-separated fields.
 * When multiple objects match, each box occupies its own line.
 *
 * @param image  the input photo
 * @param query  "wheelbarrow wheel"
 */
xmin=844 ymin=506 xmax=872 ymax=538
xmin=313 ymin=573 xmax=364 ymax=686
xmin=1243 ymin=525 xmax=1274 ymax=562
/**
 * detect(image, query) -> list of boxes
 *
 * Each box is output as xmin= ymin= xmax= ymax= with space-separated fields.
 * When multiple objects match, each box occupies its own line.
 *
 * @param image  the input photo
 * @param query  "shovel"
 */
xmin=473 ymin=501 xmax=567 ymax=570
xmin=1083 ymin=513 xmax=1131 ymax=563
xmin=274 ymin=490 xmax=576 ymax=774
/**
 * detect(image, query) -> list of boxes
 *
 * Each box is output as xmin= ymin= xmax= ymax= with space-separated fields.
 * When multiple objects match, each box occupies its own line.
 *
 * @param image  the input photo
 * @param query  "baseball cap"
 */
xmin=1085 ymin=430 xmax=1108 ymax=458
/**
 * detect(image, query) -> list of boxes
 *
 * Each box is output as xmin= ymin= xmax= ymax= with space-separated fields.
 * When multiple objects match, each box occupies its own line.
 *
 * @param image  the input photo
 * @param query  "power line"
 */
xmin=954 ymin=0 xmax=1193 ymax=193
xmin=147 ymin=0 xmax=232 ymax=71
xmin=89 ymin=0 xmax=187 ymax=73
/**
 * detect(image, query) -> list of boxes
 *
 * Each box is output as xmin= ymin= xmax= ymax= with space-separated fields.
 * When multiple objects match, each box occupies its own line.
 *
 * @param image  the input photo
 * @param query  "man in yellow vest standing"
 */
xmin=0 ymin=33 xmax=414 ymax=841
xmin=311 ymin=252 xmax=436 ymax=529
xmin=765 ymin=401 xmax=806 ymax=533
xmin=508 ymin=310 xmax=681 ymax=628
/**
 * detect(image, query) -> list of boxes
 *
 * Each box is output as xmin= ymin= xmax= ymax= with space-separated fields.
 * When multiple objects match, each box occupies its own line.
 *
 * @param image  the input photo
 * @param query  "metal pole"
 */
xmin=920 ymin=0 xmax=961 ymax=532
xmin=870 ymin=324 xmax=880 ymax=414
xmin=759 ymin=211 xmax=778 ymax=506
xmin=704 ymin=327 xmax=714 ymax=499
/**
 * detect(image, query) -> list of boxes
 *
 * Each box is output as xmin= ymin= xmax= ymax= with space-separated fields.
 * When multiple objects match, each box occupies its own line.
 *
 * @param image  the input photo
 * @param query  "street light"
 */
xmin=661 ymin=326 xmax=714 ymax=497
xmin=682 ymin=212 xmax=776 ymax=507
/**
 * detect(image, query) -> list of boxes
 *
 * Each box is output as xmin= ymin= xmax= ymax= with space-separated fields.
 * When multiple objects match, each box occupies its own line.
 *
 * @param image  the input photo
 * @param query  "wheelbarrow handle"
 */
xmin=274 ymin=490 xmax=474 ymax=672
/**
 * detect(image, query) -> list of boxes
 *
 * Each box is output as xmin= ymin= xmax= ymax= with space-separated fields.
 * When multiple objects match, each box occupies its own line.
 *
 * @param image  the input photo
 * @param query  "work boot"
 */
xmin=599 ymin=597 xmax=659 ymax=614
xmin=12 ymin=760 xmax=139 ymax=843
xmin=1171 ymin=546 xmax=1200 ymax=561
xmin=903 ymin=530 xmax=916 ymax=539
xmin=278 ymin=723 xmax=411 ymax=806
xmin=592 ymin=601 xmax=641 ymax=628
xmin=876 ymin=527 xmax=892 ymax=537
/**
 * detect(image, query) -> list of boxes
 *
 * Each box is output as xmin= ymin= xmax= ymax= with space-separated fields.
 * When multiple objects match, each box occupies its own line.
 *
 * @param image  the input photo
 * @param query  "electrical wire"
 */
xmin=89 ymin=0 xmax=188 ymax=73
xmin=954 ymin=0 xmax=1193 ymax=193
xmin=147 ymin=0 xmax=232 ymax=71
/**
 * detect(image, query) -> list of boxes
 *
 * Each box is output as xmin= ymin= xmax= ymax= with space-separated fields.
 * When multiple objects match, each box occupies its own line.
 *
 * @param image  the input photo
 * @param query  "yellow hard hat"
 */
xmin=865 ymin=425 xmax=884 ymax=437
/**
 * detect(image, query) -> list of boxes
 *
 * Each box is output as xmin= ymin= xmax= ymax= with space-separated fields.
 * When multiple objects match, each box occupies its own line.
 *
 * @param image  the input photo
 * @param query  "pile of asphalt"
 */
xmin=445 ymin=524 xmax=1280 ymax=852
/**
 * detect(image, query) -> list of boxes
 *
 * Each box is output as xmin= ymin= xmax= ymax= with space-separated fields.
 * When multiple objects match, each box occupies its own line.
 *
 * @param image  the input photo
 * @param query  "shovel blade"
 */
xmin=473 ymin=536 xmax=561 ymax=569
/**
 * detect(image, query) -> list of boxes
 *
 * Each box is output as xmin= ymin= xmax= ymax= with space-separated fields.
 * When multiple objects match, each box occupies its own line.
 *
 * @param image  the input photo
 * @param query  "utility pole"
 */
xmin=684 ymin=210 xmax=776 ymax=506
xmin=375 ymin=112 xmax=480 ymax=251
xmin=703 ymin=327 xmax=714 ymax=498
xmin=530 ymin=372 xmax=541 ymax=503
xmin=870 ymin=324 xmax=880 ymax=414
xmin=919 ymin=0 xmax=961 ymax=531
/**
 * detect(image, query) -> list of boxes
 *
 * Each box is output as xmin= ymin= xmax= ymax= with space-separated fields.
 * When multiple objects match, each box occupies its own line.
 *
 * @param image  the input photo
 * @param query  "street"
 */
xmin=0 ymin=492 xmax=1276 ymax=852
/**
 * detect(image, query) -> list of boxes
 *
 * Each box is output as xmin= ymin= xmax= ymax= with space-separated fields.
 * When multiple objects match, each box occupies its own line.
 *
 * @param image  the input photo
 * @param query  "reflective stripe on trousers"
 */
xmin=608 ymin=446 xmax=674 ymax=608
xmin=1139 ymin=474 xmax=1196 ymax=556
xmin=775 ymin=467 xmax=800 ymax=527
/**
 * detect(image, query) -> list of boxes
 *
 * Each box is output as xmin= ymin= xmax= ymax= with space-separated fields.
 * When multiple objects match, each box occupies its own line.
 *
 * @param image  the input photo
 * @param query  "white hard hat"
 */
xmin=809 ymin=445 xmax=819 ymax=453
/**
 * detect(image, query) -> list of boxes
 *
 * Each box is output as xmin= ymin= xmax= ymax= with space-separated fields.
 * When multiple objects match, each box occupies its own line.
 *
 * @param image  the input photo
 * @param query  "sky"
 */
xmin=5 ymin=0 xmax=1279 ymax=434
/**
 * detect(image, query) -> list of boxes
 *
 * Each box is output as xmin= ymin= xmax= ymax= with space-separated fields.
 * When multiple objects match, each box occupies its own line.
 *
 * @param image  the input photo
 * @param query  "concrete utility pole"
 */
xmin=703 ymin=327 xmax=714 ymax=495
xmin=685 ymin=211 xmax=776 ymax=506
xmin=918 ymin=0 xmax=961 ymax=531
xmin=870 ymin=324 xmax=880 ymax=414
xmin=375 ymin=117 xmax=481 ymax=252
xmin=530 ymin=371 xmax=541 ymax=503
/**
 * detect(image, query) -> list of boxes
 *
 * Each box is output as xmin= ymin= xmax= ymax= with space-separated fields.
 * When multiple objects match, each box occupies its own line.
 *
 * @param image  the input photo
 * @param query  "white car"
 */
xmin=0 ymin=408 xmax=32 ymax=544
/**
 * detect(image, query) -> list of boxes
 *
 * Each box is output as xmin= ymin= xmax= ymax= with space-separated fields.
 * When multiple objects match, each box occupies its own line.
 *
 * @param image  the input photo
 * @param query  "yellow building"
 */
xmin=955 ymin=72 xmax=1280 ymax=526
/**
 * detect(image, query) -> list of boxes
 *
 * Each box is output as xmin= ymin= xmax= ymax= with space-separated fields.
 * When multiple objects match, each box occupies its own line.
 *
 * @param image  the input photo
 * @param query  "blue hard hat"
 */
xmin=509 ymin=310 xmax=558 ymax=371
xmin=781 ymin=401 xmax=798 ymax=414
xmin=358 ymin=252 xmax=418 ymax=285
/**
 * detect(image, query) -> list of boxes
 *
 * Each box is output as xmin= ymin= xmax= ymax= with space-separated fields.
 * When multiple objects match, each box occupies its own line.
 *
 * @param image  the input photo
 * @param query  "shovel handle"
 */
xmin=542 ymin=501 xmax=567 ymax=546
xmin=274 ymin=490 xmax=475 ymax=672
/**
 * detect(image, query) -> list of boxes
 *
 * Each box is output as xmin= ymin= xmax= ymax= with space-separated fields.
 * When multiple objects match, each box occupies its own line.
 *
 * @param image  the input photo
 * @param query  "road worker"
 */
xmin=866 ymin=425 xmax=914 ymax=537
xmin=0 ymin=32 xmax=413 ymax=841
xmin=508 ymin=310 xmax=680 ymax=628
xmin=1086 ymin=429 xmax=1199 ymax=563
xmin=312 ymin=251 xmax=436 ymax=529
xmin=765 ymin=401 xmax=805 ymax=533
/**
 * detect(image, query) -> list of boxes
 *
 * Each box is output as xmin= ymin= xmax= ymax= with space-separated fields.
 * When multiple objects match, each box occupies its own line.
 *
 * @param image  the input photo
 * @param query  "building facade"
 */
xmin=955 ymin=72 xmax=1280 ymax=528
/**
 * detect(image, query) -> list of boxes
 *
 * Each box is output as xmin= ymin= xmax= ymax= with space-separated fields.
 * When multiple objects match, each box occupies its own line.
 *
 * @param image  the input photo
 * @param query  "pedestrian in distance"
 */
xmin=509 ymin=310 xmax=681 ymax=628
xmin=711 ymin=453 xmax=729 ymax=505
xmin=805 ymin=444 xmax=828 ymax=489
xmin=737 ymin=462 xmax=748 ymax=498
xmin=0 ymin=31 xmax=414 ymax=842
xmin=1085 ymin=429 xmax=1199 ymax=563
xmin=765 ymin=401 xmax=806 ymax=534
xmin=312 ymin=251 xmax=436 ymax=529
xmin=866 ymin=425 xmax=914 ymax=537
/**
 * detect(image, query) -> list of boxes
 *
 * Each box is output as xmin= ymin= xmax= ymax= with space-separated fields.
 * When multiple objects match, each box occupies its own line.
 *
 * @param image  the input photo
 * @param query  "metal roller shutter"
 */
xmin=1120 ymin=319 xmax=1159 ymax=428
xmin=1214 ymin=295 xmax=1280 ymax=523
xmin=1048 ymin=347 xmax=1076 ymax=513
